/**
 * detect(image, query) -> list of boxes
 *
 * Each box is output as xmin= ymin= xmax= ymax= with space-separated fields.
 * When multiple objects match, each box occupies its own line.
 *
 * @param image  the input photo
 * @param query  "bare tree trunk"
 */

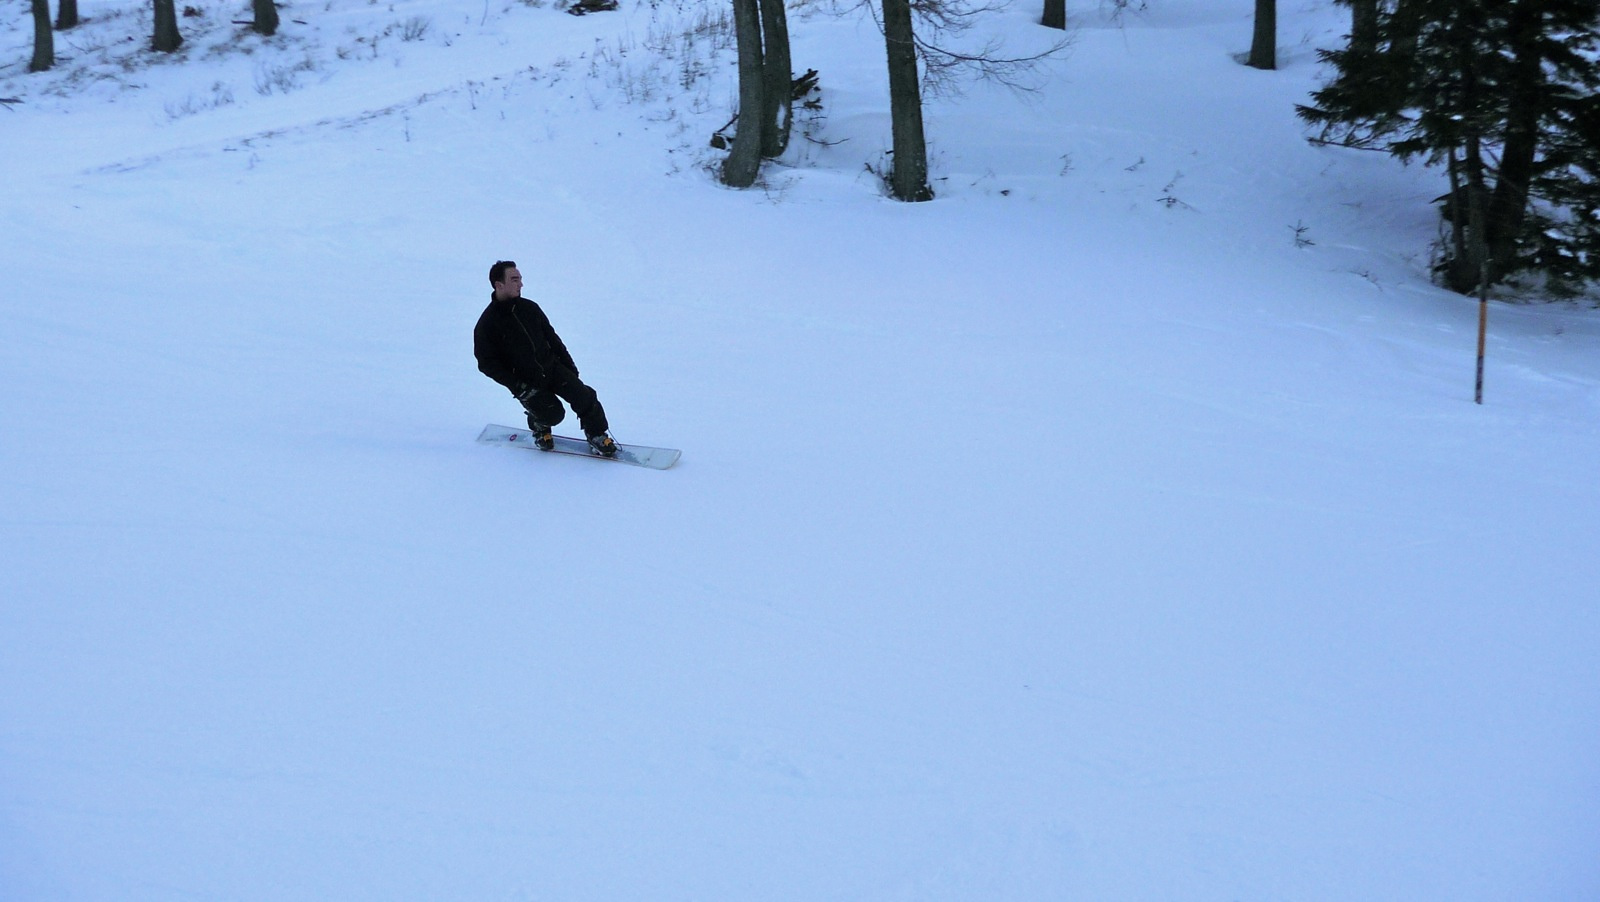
xmin=1444 ymin=137 xmax=1492 ymax=295
xmin=757 ymin=0 xmax=792 ymax=158
xmin=253 ymin=0 xmax=280 ymax=36
xmin=1462 ymin=131 xmax=1490 ymax=294
xmin=152 ymin=0 xmax=182 ymax=53
xmin=1485 ymin=2 xmax=1543 ymax=279
xmin=882 ymin=0 xmax=933 ymax=201
xmin=1349 ymin=0 xmax=1377 ymax=54
xmin=55 ymin=0 xmax=79 ymax=30
xmin=1041 ymin=0 xmax=1065 ymax=30
xmin=1446 ymin=148 xmax=1468 ymax=282
xmin=721 ymin=0 xmax=765 ymax=188
xmin=1247 ymin=0 xmax=1275 ymax=70
xmin=30 ymin=0 xmax=53 ymax=72
xmin=1390 ymin=0 xmax=1421 ymax=59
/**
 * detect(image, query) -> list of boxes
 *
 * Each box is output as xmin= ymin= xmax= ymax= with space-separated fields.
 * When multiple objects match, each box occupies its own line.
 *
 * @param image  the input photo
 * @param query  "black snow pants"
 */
xmin=525 ymin=364 xmax=609 ymax=438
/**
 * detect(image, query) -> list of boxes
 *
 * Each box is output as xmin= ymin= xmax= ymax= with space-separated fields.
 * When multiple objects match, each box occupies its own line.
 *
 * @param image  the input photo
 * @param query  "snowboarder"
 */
xmin=474 ymin=260 xmax=618 ymax=456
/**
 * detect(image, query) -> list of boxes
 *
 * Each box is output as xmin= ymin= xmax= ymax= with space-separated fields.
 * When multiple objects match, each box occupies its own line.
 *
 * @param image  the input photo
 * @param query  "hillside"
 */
xmin=3 ymin=0 xmax=1599 ymax=899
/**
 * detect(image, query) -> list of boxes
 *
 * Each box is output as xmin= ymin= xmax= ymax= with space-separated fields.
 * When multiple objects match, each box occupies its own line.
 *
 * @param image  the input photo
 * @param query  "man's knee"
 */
xmin=528 ymin=393 xmax=566 ymax=426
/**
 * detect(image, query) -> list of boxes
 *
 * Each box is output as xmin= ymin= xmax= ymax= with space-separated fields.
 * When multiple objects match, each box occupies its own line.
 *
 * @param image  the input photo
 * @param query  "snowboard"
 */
xmin=477 ymin=424 xmax=681 ymax=470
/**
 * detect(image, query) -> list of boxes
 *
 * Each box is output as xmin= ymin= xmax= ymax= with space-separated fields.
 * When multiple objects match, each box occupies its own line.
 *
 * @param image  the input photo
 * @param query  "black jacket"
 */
xmin=474 ymin=294 xmax=579 ymax=395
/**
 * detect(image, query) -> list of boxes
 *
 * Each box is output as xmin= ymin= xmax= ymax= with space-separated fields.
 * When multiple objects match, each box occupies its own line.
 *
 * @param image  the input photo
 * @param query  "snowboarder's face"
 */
xmin=494 ymin=267 xmax=523 ymax=300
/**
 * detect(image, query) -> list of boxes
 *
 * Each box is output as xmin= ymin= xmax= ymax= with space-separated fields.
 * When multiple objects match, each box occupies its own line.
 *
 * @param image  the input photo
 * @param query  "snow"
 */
xmin=3 ymin=0 xmax=1599 ymax=898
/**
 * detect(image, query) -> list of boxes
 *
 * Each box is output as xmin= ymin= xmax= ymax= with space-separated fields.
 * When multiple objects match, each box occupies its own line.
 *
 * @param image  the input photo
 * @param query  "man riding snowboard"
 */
xmin=474 ymin=260 xmax=618 ymax=456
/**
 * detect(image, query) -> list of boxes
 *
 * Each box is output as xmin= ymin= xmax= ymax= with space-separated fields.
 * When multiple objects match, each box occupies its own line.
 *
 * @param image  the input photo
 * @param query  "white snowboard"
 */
xmin=477 ymin=424 xmax=681 ymax=470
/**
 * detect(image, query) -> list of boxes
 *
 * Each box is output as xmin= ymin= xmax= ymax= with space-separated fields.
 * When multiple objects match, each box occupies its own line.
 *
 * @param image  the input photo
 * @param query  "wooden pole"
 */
xmin=1467 ymin=132 xmax=1489 ymax=406
xmin=1475 ymin=261 xmax=1488 ymax=405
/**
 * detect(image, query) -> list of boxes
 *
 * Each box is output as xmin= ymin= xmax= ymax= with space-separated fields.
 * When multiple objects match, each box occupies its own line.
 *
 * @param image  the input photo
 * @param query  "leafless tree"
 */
xmin=55 ymin=0 xmax=78 ymax=30
xmin=863 ymin=0 xmax=1068 ymax=201
xmin=758 ymin=0 xmax=794 ymax=157
xmin=30 ymin=0 xmax=53 ymax=72
xmin=153 ymin=0 xmax=183 ymax=53
xmin=253 ymin=0 xmax=280 ymax=36
xmin=900 ymin=0 xmax=1068 ymax=95
xmin=1247 ymin=0 xmax=1275 ymax=69
xmin=722 ymin=0 xmax=766 ymax=187
xmin=1042 ymin=0 xmax=1065 ymax=30
xmin=722 ymin=0 xmax=796 ymax=187
xmin=883 ymin=0 xmax=933 ymax=200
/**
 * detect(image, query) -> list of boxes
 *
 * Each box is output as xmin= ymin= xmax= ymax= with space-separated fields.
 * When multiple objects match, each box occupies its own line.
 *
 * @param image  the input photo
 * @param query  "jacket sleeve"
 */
xmin=474 ymin=315 xmax=522 ymax=394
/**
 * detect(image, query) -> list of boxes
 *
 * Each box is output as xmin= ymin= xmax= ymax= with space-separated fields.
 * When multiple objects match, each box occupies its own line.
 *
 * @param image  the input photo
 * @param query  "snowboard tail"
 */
xmin=477 ymin=424 xmax=680 ymax=470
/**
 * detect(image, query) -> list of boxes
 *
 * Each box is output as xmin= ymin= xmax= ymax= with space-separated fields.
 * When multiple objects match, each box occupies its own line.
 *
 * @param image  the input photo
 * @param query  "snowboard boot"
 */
xmin=527 ymin=417 xmax=555 ymax=451
xmin=587 ymin=431 xmax=618 ymax=457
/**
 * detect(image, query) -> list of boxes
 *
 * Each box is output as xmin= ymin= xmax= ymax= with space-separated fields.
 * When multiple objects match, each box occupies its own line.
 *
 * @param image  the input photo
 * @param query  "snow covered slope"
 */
xmin=3 ymin=0 xmax=1598 ymax=899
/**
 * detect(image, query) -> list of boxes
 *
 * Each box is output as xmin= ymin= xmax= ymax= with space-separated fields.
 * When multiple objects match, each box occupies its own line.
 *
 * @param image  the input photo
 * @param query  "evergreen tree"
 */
xmin=1347 ymin=0 xmax=1377 ymax=54
xmin=1301 ymin=0 xmax=1600 ymax=294
xmin=1528 ymin=72 xmax=1600 ymax=286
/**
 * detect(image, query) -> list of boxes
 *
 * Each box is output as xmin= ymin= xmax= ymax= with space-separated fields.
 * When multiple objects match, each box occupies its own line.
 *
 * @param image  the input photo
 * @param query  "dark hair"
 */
xmin=489 ymin=260 xmax=518 ymax=286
